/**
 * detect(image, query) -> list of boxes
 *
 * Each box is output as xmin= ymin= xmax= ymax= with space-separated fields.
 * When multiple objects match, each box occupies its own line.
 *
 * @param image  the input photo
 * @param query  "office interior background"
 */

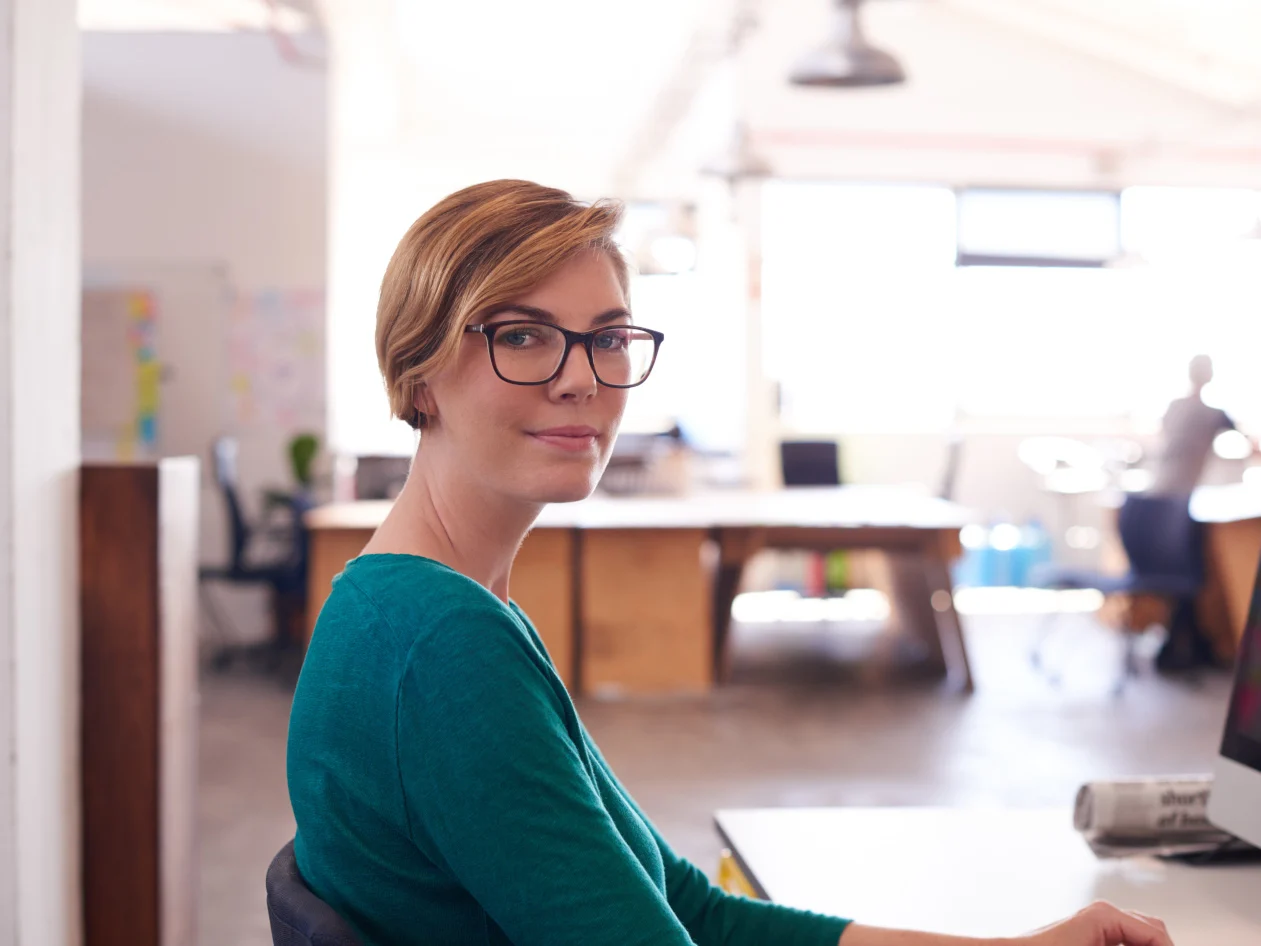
xmin=2 ymin=0 xmax=1260 ymax=944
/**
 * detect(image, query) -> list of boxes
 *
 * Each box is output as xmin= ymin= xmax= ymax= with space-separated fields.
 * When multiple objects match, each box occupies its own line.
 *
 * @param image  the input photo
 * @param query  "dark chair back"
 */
xmin=780 ymin=440 xmax=841 ymax=487
xmin=211 ymin=437 xmax=250 ymax=571
xmin=279 ymin=489 xmax=316 ymax=592
xmin=1117 ymin=494 xmax=1204 ymax=587
xmin=266 ymin=841 xmax=362 ymax=946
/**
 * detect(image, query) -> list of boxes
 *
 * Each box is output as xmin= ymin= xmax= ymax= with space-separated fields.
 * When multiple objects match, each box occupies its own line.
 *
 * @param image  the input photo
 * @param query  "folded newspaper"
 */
xmin=1073 ymin=775 xmax=1236 ymax=858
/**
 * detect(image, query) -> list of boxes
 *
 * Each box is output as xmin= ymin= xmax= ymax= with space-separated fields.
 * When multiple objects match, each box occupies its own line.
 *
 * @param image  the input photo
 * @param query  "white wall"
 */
xmin=82 ymin=31 xmax=327 ymax=594
xmin=0 ymin=0 xmax=81 ymax=943
xmin=82 ymin=32 xmax=326 ymax=289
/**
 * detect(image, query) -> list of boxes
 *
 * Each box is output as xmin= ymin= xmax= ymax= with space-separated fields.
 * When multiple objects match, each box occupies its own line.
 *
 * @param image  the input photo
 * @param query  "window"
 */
xmin=620 ymin=272 xmax=745 ymax=452
xmin=761 ymin=181 xmax=957 ymax=432
xmin=957 ymin=188 xmax=1119 ymax=266
xmin=762 ymin=182 xmax=1261 ymax=432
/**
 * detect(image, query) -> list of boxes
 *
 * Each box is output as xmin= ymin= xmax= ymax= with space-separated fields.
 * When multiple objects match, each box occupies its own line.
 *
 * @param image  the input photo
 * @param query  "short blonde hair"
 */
xmin=376 ymin=180 xmax=629 ymax=429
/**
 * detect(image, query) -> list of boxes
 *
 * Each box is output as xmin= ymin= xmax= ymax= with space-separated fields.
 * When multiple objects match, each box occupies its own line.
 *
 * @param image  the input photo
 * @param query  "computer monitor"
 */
xmin=1208 ymin=549 xmax=1261 ymax=847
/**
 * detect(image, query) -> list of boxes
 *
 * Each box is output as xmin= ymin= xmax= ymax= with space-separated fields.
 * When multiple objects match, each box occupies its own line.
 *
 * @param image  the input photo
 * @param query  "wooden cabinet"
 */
xmin=81 ymin=459 xmax=199 ymax=946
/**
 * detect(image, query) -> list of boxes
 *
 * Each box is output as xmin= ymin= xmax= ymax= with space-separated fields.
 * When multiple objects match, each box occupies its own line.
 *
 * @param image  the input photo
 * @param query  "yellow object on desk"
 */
xmin=716 ymin=849 xmax=761 ymax=899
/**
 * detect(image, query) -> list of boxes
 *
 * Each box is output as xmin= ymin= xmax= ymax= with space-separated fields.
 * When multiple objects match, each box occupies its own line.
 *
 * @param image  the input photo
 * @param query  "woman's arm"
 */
xmin=840 ymin=927 xmax=990 ymax=946
xmin=843 ymin=901 xmax=1174 ymax=946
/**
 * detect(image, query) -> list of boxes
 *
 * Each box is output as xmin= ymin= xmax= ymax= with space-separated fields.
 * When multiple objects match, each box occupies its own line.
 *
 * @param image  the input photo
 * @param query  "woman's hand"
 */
xmin=841 ymin=901 xmax=1175 ymax=946
xmin=1019 ymin=901 xmax=1174 ymax=946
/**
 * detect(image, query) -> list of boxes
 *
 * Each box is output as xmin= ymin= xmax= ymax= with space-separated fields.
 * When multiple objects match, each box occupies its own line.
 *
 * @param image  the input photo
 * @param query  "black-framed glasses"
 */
xmin=464 ymin=320 xmax=664 ymax=388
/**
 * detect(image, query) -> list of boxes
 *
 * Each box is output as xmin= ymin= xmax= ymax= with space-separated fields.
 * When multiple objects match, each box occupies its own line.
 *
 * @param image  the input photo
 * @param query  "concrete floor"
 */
xmin=199 ymin=611 xmax=1234 ymax=946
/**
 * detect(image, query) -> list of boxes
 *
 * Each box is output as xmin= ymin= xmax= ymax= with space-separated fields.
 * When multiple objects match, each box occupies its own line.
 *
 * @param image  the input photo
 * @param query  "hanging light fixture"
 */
xmin=790 ymin=0 xmax=906 ymax=88
xmin=700 ymin=121 xmax=772 ymax=186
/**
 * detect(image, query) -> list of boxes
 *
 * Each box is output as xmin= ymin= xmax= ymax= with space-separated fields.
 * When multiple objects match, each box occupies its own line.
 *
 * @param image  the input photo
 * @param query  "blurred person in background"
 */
xmin=286 ymin=180 xmax=1175 ymax=946
xmin=1147 ymin=355 xmax=1256 ymax=671
xmin=1147 ymin=354 xmax=1251 ymax=498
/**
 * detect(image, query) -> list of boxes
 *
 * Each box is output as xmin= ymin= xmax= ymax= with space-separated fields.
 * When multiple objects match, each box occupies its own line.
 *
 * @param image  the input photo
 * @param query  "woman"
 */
xmin=287 ymin=180 xmax=1174 ymax=946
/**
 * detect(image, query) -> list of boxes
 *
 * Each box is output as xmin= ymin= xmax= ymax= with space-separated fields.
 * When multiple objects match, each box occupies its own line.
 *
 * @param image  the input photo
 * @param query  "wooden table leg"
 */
xmin=713 ymin=528 xmax=765 ymax=684
xmin=920 ymin=539 xmax=974 ymax=694
xmin=885 ymin=534 xmax=973 ymax=693
xmin=580 ymin=528 xmax=713 ymax=695
xmin=886 ymin=551 xmax=945 ymax=671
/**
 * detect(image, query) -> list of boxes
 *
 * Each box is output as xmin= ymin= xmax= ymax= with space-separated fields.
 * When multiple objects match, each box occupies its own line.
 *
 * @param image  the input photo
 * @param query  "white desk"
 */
xmin=714 ymin=808 xmax=1261 ymax=945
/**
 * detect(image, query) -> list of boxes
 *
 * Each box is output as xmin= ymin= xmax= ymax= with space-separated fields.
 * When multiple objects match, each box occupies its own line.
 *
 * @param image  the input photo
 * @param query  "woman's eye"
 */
xmin=502 ymin=328 xmax=542 ymax=347
xmin=595 ymin=330 xmax=628 ymax=351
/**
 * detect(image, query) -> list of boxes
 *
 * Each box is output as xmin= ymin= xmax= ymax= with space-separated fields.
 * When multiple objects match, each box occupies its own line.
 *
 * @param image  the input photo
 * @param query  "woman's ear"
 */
xmin=412 ymin=383 xmax=436 ymax=426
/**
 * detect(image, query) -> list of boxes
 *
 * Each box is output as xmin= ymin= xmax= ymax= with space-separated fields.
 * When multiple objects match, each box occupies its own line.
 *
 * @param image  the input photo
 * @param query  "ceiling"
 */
xmin=80 ymin=0 xmax=1261 ymax=197
xmin=79 ymin=0 xmax=319 ymax=31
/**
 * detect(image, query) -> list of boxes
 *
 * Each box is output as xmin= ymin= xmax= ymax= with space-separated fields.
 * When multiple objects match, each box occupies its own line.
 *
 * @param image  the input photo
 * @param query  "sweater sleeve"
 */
xmin=395 ymin=605 xmax=698 ymax=946
xmin=585 ymin=737 xmax=853 ymax=946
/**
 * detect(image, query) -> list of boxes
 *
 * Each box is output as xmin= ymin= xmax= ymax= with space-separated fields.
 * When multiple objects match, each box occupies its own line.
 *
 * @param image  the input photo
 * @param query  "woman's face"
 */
xmin=420 ymin=250 xmax=632 ymax=505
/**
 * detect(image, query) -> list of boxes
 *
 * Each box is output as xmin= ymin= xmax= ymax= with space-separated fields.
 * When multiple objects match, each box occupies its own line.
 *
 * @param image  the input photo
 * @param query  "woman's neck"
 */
xmin=361 ymin=449 xmax=541 ymax=603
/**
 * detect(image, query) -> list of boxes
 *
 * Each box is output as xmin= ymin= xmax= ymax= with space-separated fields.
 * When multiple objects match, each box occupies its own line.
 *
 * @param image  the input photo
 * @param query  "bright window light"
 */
xmin=761 ymin=181 xmax=957 ymax=433
xmin=1121 ymin=186 xmax=1261 ymax=263
xmin=619 ymin=274 xmax=743 ymax=451
xmin=958 ymin=189 xmax=1119 ymax=262
xmin=762 ymin=183 xmax=1261 ymax=433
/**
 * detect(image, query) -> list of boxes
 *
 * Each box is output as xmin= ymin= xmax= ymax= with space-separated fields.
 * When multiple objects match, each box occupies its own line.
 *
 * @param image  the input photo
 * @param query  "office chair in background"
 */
xmin=779 ymin=440 xmax=841 ymax=487
xmin=199 ymin=437 xmax=312 ymax=671
xmin=1032 ymin=493 xmax=1206 ymax=696
xmin=266 ymin=841 xmax=363 ymax=946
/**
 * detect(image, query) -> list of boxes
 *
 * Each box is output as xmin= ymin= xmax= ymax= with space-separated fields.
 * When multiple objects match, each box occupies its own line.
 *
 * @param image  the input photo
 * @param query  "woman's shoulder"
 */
xmin=323 ymin=553 xmax=526 ymax=652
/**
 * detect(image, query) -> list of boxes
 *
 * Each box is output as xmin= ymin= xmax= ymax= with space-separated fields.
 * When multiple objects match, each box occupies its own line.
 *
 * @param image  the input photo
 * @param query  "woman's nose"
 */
xmin=550 ymin=341 xmax=598 ymax=399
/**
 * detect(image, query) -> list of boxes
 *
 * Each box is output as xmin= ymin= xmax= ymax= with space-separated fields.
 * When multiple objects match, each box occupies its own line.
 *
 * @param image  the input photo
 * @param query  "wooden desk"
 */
xmin=715 ymin=808 xmax=1261 ymax=944
xmin=305 ymin=487 xmax=972 ymax=696
xmin=1192 ymin=483 xmax=1261 ymax=661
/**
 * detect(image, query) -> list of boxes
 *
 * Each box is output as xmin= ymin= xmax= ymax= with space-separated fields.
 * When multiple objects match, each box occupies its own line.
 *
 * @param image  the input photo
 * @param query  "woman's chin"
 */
xmin=523 ymin=470 xmax=601 ymax=505
xmin=537 ymin=482 xmax=599 ymax=505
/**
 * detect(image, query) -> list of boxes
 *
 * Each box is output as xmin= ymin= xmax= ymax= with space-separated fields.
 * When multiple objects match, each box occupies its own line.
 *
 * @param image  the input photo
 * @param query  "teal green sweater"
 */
xmin=287 ymin=554 xmax=851 ymax=946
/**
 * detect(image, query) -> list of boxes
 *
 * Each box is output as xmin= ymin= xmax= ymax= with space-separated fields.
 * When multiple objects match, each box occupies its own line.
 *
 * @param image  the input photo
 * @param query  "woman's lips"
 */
xmin=528 ymin=427 xmax=599 ymax=453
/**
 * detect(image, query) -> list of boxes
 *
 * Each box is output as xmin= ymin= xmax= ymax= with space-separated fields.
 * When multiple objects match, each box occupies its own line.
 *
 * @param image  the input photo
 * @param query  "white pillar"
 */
xmin=321 ymin=0 xmax=426 ymax=457
xmin=0 ymin=1 xmax=81 ymax=944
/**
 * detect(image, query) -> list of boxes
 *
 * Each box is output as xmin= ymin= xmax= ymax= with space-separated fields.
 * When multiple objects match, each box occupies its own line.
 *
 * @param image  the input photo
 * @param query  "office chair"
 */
xmin=199 ymin=437 xmax=313 ymax=670
xmin=1031 ymin=493 xmax=1205 ymax=695
xmin=266 ymin=841 xmax=363 ymax=946
xmin=779 ymin=440 xmax=841 ymax=487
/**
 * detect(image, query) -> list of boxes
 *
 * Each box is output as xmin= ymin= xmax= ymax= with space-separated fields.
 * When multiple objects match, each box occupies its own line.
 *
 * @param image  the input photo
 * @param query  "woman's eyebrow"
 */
xmin=490 ymin=304 xmax=632 ymax=327
xmin=590 ymin=308 xmax=633 ymax=327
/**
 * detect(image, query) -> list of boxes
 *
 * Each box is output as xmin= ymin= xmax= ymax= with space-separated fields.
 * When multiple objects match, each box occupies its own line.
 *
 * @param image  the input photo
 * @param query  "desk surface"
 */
xmin=714 ymin=808 xmax=1261 ymax=945
xmin=305 ymin=486 xmax=972 ymax=532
